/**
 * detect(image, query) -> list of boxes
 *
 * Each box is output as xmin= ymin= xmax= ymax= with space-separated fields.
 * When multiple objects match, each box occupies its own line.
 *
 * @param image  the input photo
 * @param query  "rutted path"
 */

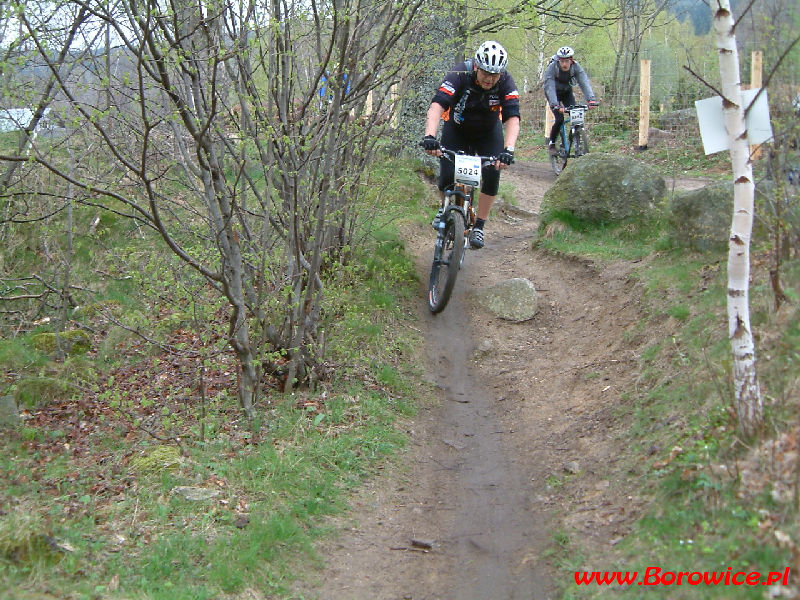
xmin=294 ymin=161 xmax=651 ymax=600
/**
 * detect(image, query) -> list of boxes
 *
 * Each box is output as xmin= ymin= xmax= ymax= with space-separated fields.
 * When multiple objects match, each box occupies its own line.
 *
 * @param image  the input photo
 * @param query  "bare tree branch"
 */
xmin=683 ymin=64 xmax=727 ymax=100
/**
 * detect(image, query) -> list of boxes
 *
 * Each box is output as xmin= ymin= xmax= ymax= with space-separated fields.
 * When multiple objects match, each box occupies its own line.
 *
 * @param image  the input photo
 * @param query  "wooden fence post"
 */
xmin=638 ymin=59 xmax=651 ymax=151
xmin=544 ymin=103 xmax=554 ymax=142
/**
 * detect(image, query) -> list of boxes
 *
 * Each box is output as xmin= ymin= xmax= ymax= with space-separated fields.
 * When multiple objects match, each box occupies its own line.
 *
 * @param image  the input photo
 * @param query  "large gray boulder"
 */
xmin=668 ymin=181 xmax=733 ymax=252
xmin=540 ymin=153 xmax=666 ymax=227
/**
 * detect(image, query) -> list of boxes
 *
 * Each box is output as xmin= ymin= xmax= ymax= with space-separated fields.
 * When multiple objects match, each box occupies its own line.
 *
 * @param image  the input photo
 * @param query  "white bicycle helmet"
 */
xmin=474 ymin=41 xmax=508 ymax=74
xmin=556 ymin=46 xmax=575 ymax=59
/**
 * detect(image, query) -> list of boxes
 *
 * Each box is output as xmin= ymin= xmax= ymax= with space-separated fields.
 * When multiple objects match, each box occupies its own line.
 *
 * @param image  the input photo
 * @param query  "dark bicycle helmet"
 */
xmin=474 ymin=41 xmax=508 ymax=74
xmin=556 ymin=46 xmax=575 ymax=59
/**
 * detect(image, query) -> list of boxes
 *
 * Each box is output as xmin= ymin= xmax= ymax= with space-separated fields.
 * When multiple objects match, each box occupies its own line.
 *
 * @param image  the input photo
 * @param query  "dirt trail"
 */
xmin=294 ymin=160 xmax=657 ymax=600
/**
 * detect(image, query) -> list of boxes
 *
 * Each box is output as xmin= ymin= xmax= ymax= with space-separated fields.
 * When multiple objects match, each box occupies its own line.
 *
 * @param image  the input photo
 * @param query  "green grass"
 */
xmin=75 ymin=389 xmax=408 ymax=599
xmin=536 ymin=215 xmax=671 ymax=262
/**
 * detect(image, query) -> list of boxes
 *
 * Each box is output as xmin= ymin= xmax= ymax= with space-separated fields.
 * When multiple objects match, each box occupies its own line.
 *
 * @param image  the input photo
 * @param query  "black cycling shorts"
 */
xmin=550 ymin=90 xmax=576 ymax=141
xmin=438 ymin=119 xmax=504 ymax=196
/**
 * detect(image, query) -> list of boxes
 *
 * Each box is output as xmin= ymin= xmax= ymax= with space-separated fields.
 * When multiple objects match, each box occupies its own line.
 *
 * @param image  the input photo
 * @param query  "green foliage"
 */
xmin=322 ymin=157 xmax=424 ymax=376
xmin=666 ymin=304 xmax=690 ymax=321
xmin=0 ymin=149 xmax=427 ymax=599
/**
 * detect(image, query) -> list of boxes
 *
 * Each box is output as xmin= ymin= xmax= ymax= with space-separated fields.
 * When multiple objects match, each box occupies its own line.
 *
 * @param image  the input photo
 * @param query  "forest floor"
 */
xmin=293 ymin=161 xmax=711 ymax=600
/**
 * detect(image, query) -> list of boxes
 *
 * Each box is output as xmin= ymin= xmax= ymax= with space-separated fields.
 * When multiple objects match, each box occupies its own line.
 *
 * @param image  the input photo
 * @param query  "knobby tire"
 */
xmin=550 ymin=129 xmax=569 ymax=176
xmin=428 ymin=211 xmax=466 ymax=313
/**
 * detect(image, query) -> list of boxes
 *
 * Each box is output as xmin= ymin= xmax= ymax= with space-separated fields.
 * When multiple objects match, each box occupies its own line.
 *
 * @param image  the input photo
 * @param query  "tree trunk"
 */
xmin=536 ymin=14 xmax=546 ymax=85
xmin=712 ymin=0 xmax=763 ymax=437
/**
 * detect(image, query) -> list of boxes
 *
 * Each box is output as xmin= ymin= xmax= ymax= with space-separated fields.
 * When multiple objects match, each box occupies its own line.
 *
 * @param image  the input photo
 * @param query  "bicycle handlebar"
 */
xmin=420 ymin=143 xmax=498 ymax=166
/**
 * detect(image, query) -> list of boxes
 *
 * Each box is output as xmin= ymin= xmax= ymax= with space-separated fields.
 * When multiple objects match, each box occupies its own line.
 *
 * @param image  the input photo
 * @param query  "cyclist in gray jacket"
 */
xmin=543 ymin=46 xmax=598 ymax=156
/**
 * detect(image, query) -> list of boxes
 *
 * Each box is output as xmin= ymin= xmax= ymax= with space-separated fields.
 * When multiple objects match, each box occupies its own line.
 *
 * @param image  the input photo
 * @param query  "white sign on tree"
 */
xmin=695 ymin=88 xmax=773 ymax=155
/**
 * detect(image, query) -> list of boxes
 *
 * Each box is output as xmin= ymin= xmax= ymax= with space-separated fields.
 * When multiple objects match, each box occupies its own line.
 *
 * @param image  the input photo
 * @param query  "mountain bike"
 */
xmin=427 ymin=147 xmax=497 ymax=313
xmin=550 ymin=104 xmax=590 ymax=176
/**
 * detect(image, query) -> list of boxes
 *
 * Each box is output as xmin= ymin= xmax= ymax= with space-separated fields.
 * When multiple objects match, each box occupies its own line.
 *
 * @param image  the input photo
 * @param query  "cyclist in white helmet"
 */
xmin=543 ymin=46 xmax=598 ymax=156
xmin=422 ymin=40 xmax=520 ymax=250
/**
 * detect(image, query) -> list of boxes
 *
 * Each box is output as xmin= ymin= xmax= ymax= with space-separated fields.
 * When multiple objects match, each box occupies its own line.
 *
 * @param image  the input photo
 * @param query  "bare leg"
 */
xmin=476 ymin=194 xmax=495 ymax=221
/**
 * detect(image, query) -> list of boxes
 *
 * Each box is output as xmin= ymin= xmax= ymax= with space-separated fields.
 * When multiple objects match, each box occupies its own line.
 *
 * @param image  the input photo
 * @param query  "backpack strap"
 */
xmin=442 ymin=59 xmax=476 ymax=124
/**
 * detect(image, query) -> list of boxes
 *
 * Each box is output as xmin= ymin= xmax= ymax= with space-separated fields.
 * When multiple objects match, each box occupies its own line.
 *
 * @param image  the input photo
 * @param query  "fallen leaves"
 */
xmin=652 ymin=445 xmax=684 ymax=469
xmin=737 ymin=429 xmax=799 ymax=503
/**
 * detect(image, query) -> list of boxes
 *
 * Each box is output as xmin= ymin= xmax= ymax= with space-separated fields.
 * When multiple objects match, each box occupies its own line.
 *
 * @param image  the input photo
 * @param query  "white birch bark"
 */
xmin=712 ymin=0 xmax=763 ymax=436
xmin=536 ymin=14 xmax=546 ymax=84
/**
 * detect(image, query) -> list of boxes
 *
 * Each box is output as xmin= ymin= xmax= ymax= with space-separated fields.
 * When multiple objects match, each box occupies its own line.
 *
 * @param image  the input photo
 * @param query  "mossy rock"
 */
xmin=130 ymin=445 xmax=183 ymax=475
xmin=0 ymin=509 xmax=64 ymax=565
xmin=668 ymin=181 xmax=733 ymax=252
xmin=59 ymin=355 xmax=98 ymax=385
xmin=0 ymin=395 xmax=20 ymax=426
xmin=73 ymin=300 xmax=122 ymax=319
xmin=540 ymin=153 xmax=666 ymax=228
xmin=14 ymin=376 xmax=78 ymax=409
xmin=31 ymin=329 xmax=92 ymax=356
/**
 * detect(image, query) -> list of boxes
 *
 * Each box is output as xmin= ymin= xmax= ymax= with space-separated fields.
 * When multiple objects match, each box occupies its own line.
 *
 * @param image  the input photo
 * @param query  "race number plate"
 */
xmin=570 ymin=107 xmax=585 ymax=125
xmin=454 ymin=154 xmax=482 ymax=187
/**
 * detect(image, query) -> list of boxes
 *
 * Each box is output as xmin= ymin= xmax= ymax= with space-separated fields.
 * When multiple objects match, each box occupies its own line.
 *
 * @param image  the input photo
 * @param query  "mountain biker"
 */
xmin=543 ymin=46 xmax=598 ymax=156
xmin=422 ymin=40 xmax=520 ymax=250
xmin=320 ymin=69 xmax=351 ymax=105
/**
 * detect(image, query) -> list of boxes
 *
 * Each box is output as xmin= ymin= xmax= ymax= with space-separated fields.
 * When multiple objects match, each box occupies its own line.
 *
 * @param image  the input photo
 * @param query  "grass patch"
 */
xmin=536 ymin=214 xmax=670 ymax=262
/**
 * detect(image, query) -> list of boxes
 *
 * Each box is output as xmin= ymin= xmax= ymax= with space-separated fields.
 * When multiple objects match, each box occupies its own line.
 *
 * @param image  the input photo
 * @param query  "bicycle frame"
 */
xmin=427 ymin=147 xmax=496 ymax=313
xmin=551 ymin=104 xmax=588 ymax=176
xmin=558 ymin=106 xmax=585 ymax=158
xmin=437 ymin=147 xmax=493 ymax=237
xmin=441 ymin=183 xmax=476 ymax=235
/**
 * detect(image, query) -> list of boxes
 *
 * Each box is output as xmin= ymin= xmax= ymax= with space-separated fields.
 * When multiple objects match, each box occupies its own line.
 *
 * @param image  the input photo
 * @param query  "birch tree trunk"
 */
xmin=536 ymin=14 xmax=546 ymax=85
xmin=711 ymin=0 xmax=763 ymax=437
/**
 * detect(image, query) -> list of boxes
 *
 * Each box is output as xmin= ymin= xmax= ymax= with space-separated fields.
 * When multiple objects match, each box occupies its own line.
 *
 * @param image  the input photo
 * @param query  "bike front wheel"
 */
xmin=550 ymin=134 xmax=569 ymax=176
xmin=574 ymin=127 xmax=590 ymax=156
xmin=428 ymin=211 xmax=466 ymax=313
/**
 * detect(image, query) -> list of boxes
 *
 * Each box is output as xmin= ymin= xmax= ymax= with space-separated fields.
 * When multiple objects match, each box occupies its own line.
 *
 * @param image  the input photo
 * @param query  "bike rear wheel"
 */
xmin=550 ymin=131 xmax=569 ymax=175
xmin=574 ymin=127 xmax=590 ymax=156
xmin=428 ymin=211 xmax=466 ymax=313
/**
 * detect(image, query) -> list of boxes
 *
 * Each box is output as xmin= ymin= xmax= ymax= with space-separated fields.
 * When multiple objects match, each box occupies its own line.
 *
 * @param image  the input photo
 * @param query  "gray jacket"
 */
xmin=543 ymin=58 xmax=596 ymax=107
